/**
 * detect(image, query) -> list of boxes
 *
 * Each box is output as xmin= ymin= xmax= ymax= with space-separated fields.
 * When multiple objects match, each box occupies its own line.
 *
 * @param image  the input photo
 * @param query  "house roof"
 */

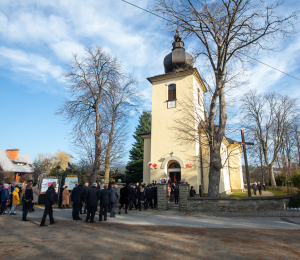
xmin=0 ymin=149 xmax=34 ymax=173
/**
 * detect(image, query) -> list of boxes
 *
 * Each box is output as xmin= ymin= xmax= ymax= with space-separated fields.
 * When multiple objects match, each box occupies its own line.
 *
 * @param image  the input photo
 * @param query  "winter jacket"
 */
xmin=138 ymin=187 xmax=145 ymax=200
xmin=100 ymin=189 xmax=110 ymax=206
xmin=152 ymin=186 xmax=157 ymax=197
xmin=128 ymin=187 xmax=136 ymax=200
xmin=12 ymin=188 xmax=20 ymax=206
xmin=23 ymin=188 xmax=33 ymax=207
xmin=71 ymin=184 xmax=84 ymax=203
xmin=119 ymin=186 xmax=129 ymax=204
xmin=190 ymin=189 xmax=196 ymax=197
xmin=86 ymin=186 xmax=100 ymax=207
xmin=146 ymin=187 xmax=153 ymax=199
xmin=174 ymin=187 xmax=179 ymax=197
xmin=44 ymin=186 xmax=56 ymax=207
xmin=1 ymin=187 xmax=9 ymax=202
xmin=83 ymin=186 xmax=89 ymax=201
xmin=110 ymin=187 xmax=119 ymax=203
xmin=62 ymin=188 xmax=70 ymax=205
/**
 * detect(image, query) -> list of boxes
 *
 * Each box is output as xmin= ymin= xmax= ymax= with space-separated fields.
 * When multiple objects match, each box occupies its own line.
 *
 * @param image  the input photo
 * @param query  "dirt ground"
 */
xmin=0 ymin=216 xmax=299 ymax=260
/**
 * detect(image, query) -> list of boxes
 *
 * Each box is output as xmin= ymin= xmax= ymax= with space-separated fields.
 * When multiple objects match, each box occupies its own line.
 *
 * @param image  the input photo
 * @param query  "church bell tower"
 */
xmin=141 ymin=31 xmax=207 ymax=189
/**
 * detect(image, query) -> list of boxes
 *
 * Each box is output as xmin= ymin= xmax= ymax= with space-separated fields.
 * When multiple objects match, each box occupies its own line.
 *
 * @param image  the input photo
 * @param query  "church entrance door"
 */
xmin=168 ymin=162 xmax=181 ymax=182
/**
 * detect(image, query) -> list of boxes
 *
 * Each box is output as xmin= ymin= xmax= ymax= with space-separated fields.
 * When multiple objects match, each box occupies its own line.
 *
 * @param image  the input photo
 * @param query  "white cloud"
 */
xmin=0 ymin=46 xmax=63 ymax=83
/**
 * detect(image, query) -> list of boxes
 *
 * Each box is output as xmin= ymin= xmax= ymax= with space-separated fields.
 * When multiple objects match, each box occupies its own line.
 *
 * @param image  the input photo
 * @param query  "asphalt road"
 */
xmin=9 ymin=205 xmax=300 ymax=230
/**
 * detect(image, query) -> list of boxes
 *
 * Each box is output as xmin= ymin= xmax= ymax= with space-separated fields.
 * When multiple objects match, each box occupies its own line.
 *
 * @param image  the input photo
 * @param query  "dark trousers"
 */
xmin=175 ymin=196 xmax=179 ymax=204
xmin=1 ymin=201 xmax=6 ymax=213
xmin=146 ymin=198 xmax=153 ymax=209
xmin=80 ymin=201 xmax=83 ymax=214
xmin=72 ymin=203 xmax=80 ymax=220
xmin=86 ymin=205 xmax=97 ymax=222
xmin=258 ymin=189 xmax=262 ymax=195
xmin=22 ymin=206 xmax=29 ymax=220
xmin=154 ymin=196 xmax=157 ymax=208
xmin=99 ymin=205 xmax=107 ymax=221
xmin=110 ymin=202 xmax=116 ymax=217
xmin=40 ymin=206 xmax=54 ymax=224
xmin=253 ymin=189 xmax=257 ymax=195
xmin=129 ymin=199 xmax=136 ymax=210
xmin=119 ymin=203 xmax=128 ymax=212
xmin=84 ymin=201 xmax=88 ymax=213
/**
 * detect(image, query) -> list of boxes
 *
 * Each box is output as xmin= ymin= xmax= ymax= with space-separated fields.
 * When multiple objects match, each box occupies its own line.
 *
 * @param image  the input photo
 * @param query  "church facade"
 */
xmin=141 ymin=31 xmax=244 ymax=195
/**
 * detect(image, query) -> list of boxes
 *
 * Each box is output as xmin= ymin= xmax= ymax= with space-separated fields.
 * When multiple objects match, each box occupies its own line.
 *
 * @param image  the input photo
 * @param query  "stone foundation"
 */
xmin=180 ymin=194 xmax=298 ymax=213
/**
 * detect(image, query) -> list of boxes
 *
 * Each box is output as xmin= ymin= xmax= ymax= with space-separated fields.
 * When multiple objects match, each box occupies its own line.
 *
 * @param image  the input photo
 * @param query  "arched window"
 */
xmin=168 ymin=84 xmax=176 ymax=101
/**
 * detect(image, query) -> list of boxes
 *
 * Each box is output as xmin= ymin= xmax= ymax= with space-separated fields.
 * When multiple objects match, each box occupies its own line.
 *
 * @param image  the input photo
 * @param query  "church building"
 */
xmin=140 ymin=31 xmax=244 ymax=196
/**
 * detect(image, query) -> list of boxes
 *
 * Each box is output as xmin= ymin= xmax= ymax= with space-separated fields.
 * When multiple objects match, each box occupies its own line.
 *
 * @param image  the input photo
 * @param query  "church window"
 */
xmin=168 ymin=84 xmax=176 ymax=101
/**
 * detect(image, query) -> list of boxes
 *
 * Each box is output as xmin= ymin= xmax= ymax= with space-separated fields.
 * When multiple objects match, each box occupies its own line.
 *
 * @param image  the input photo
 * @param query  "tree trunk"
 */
xmin=90 ymin=110 xmax=101 ymax=187
xmin=208 ymin=147 xmax=222 ymax=196
xmin=268 ymin=163 xmax=277 ymax=190
xmin=104 ymin=112 xmax=116 ymax=184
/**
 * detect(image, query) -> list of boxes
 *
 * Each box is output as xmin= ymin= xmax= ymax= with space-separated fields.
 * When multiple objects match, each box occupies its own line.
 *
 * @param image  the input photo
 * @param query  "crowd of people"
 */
xmin=0 ymin=181 xmax=40 ymax=217
xmin=0 ymin=180 xmax=164 ymax=226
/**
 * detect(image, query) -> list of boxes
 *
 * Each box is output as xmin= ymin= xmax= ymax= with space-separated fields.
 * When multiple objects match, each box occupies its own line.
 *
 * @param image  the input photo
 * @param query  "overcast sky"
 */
xmin=0 ymin=0 xmax=299 ymax=164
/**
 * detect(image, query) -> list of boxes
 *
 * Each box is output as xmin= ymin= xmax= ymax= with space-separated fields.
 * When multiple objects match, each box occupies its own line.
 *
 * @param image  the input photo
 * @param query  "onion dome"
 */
xmin=163 ymin=30 xmax=194 ymax=73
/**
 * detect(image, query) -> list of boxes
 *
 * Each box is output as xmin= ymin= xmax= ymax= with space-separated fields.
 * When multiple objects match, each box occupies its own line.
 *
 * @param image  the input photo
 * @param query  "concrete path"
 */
xmin=253 ymin=190 xmax=274 ymax=196
xmin=10 ymin=205 xmax=300 ymax=230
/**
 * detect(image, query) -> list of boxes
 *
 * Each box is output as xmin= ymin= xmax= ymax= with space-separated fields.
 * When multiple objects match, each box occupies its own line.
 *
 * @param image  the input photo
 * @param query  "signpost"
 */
xmin=65 ymin=175 xmax=79 ymax=190
xmin=40 ymin=177 xmax=59 ymax=194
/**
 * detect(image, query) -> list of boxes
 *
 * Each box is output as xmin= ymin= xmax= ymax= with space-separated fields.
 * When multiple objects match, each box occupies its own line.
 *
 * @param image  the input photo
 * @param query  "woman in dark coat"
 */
xmin=190 ymin=186 xmax=196 ymax=197
xmin=119 ymin=184 xmax=129 ymax=214
xmin=22 ymin=183 xmax=33 ymax=221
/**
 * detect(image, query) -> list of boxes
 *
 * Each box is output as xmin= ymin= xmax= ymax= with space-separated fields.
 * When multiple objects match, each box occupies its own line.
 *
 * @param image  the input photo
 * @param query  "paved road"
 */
xmin=10 ymin=205 xmax=300 ymax=230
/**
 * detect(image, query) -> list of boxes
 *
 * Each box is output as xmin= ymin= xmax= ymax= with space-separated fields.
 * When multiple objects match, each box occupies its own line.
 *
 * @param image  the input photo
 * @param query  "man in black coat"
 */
xmin=109 ymin=184 xmax=119 ymax=217
xmin=152 ymin=184 xmax=157 ymax=208
xmin=71 ymin=182 xmax=85 ymax=220
xmin=119 ymin=184 xmax=129 ymax=214
xmin=145 ymin=185 xmax=153 ymax=209
xmin=58 ymin=184 xmax=65 ymax=209
xmin=82 ymin=183 xmax=89 ymax=214
xmin=40 ymin=182 xmax=57 ymax=226
xmin=85 ymin=183 xmax=100 ymax=223
xmin=174 ymin=185 xmax=179 ymax=206
xmin=128 ymin=184 xmax=136 ymax=210
xmin=99 ymin=185 xmax=110 ymax=221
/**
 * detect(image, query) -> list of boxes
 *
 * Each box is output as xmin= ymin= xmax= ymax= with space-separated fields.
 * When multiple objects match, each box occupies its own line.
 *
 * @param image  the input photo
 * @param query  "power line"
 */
xmin=120 ymin=0 xmax=173 ymax=23
xmin=241 ymin=53 xmax=300 ymax=82
xmin=120 ymin=0 xmax=300 ymax=83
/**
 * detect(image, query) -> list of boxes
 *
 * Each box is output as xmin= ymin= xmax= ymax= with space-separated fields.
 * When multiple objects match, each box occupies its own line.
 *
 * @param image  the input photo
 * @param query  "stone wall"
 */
xmin=179 ymin=184 xmax=190 ymax=211
xmin=179 ymin=194 xmax=298 ymax=213
xmin=157 ymin=183 xmax=168 ymax=210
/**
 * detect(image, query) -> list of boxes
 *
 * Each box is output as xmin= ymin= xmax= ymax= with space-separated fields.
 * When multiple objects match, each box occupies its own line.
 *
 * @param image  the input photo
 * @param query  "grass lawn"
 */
xmin=229 ymin=191 xmax=253 ymax=197
xmin=268 ymin=189 xmax=287 ymax=196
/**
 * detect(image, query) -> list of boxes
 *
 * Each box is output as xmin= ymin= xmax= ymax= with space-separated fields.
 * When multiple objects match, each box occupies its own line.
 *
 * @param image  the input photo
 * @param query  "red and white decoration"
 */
xmin=186 ymin=162 xmax=192 ymax=168
xmin=148 ymin=162 xmax=157 ymax=169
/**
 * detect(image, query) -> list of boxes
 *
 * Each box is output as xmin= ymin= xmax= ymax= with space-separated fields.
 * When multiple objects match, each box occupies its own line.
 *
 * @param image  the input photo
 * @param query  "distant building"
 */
xmin=0 ymin=149 xmax=34 ymax=182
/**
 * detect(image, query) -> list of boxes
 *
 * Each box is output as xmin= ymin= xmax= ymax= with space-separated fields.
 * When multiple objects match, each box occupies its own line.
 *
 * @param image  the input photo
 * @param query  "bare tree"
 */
xmin=152 ymin=0 xmax=298 ymax=196
xmin=242 ymin=90 xmax=298 ymax=189
xmin=56 ymin=47 xmax=122 ymax=186
xmin=103 ymin=76 xmax=141 ymax=183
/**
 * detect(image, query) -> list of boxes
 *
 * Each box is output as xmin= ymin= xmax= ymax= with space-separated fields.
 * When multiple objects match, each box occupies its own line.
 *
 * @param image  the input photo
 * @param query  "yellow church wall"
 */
xmin=228 ymin=145 xmax=244 ymax=192
xmin=149 ymin=72 xmax=201 ymax=190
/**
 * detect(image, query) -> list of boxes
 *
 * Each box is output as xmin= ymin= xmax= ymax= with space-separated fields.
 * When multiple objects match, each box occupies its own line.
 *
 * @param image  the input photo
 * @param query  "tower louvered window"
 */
xmin=168 ymin=84 xmax=176 ymax=101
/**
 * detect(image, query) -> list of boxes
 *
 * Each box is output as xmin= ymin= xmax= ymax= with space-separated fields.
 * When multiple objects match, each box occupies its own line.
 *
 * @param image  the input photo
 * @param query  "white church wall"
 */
xmin=219 ymin=143 xmax=231 ymax=194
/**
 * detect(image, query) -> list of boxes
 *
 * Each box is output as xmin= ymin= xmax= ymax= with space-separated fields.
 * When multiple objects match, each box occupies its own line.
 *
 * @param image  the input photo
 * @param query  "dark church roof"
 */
xmin=163 ymin=30 xmax=194 ymax=74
